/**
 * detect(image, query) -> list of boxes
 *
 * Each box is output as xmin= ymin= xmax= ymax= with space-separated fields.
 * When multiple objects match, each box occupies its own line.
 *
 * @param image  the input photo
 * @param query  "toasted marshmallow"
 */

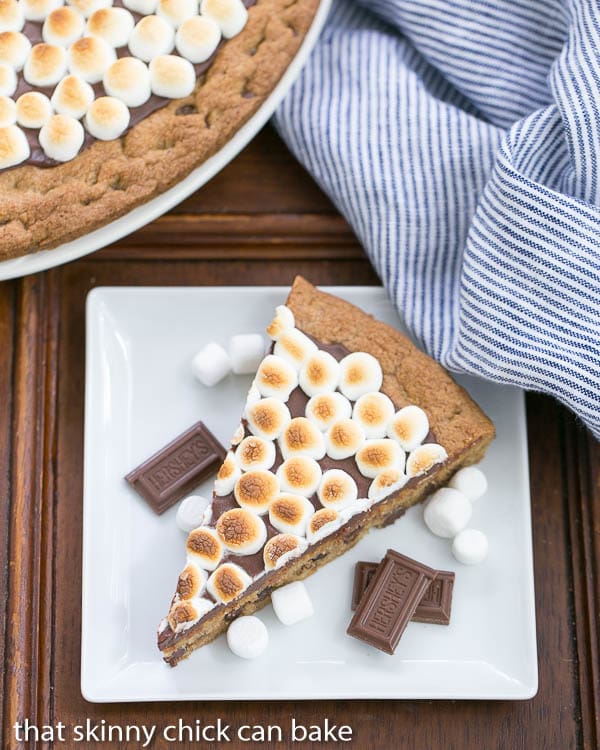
xmin=186 ymin=526 xmax=223 ymax=570
xmin=157 ymin=0 xmax=196 ymax=27
xmin=123 ymin=0 xmax=157 ymax=15
xmin=168 ymin=597 xmax=213 ymax=632
xmin=0 ymin=94 xmax=15 ymax=126
xmin=231 ymin=422 xmax=244 ymax=446
xmin=149 ymin=53 xmax=195 ymax=98
xmin=266 ymin=304 xmax=294 ymax=340
xmin=0 ymin=124 xmax=29 ymax=167
xmin=87 ymin=7 xmax=134 ymax=48
xmin=68 ymin=35 xmax=116 ymax=83
xmin=0 ymin=0 xmax=24 ymax=33
xmin=234 ymin=469 xmax=279 ymax=515
xmin=246 ymin=397 xmax=291 ymax=441
xmin=15 ymin=92 xmax=53 ymax=130
xmin=305 ymin=392 xmax=351 ymax=431
xmin=243 ymin=382 xmax=260 ymax=416
xmin=317 ymin=469 xmax=358 ymax=510
xmin=43 ymin=7 xmax=85 ymax=47
xmin=67 ymin=0 xmax=111 ymax=18
xmin=405 ymin=443 xmax=447 ymax=477
xmin=0 ymin=31 xmax=31 ymax=70
xmin=306 ymin=507 xmax=341 ymax=543
xmin=217 ymin=507 xmax=267 ymax=554
xmin=22 ymin=0 xmax=62 ymax=23
xmin=356 ymin=438 xmax=404 ymax=479
xmin=103 ymin=57 xmax=150 ymax=107
xmin=368 ymin=468 xmax=408 ymax=502
xmin=200 ymin=0 xmax=247 ymax=39
xmin=175 ymin=15 xmax=220 ymax=63
xmin=85 ymin=95 xmax=129 ymax=139
xmin=128 ymin=15 xmax=174 ymax=62
xmin=235 ymin=436 xmax=275 ymax=472
xmin=338 ymin=352 xmax=383 ymax=401
xmin=325 ymin=418 xmax=365 ymax=460
xmin=255 ymin=354 xmax=297 ymax=401
xmin=352 ymin=391 xmax=395 ymax=439
xmin=273 ymin=328 xmax=317 ymax=371
xmin=24 ymin=43 xmax=68 ymax=86
xmin=176 ymin=561 xmax=207 ymax=598
xmin=276 ymin=456 xmax=321 ymax=496
xmin=339 ymin=497 xmax=372 ymax=522
xmin=50 ymin=73 xmax=93 ymax=117
xmin=387 ymin=405 xmax=429 ymax=451
xmin=298 ymin=350 xmax=340 ymax=397
xmin=269 ymin=494 xmax=314 ymax=536
xmin=0 ymin=60 xmax=16 ymax=94
xmin=39 ymin=114 xmax=83 ymax=161
xmin=279 ymin=417 xmax=326 ymax=461
xmin=263 ymin=533 xmax=307 ymax=571
xmin=214 ymin=450 xmax=241 ymax=496
xmin=207 ymin=562 xmax=252 ymax=603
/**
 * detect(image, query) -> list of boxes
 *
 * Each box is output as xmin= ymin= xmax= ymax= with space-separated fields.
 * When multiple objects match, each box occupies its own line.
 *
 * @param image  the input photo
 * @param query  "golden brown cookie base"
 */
xmin=0 ymin=0 xmax=321 ymax=260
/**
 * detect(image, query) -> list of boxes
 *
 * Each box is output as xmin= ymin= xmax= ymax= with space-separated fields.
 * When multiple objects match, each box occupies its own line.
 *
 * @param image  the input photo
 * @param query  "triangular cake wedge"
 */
xmin=158 ymin=277 xmax=495 ymax=665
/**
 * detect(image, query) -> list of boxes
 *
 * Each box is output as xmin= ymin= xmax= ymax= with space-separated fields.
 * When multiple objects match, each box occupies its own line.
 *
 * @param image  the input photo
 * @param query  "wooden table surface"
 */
xmin=0 ymin=125 xmax=598 ymax=750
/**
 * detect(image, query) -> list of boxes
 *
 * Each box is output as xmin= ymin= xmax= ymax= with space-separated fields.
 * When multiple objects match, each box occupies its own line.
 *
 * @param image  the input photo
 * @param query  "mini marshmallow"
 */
xmin=255 ymin=354 xmax=297 ymax=401
xmin=406 ymin=443 xmax=448 ymax=477
xmin=67 ymin=0 xmax=111 ymax=18
xmin=85 ymin=95 xmax=129 ymax=139
xmin=87 ymin=7 xmax=135 ymax=48
xmin=235 ymin=435 xmax=276 ymax=472
xmin=338 ymin=352 xmax=383 ymax=401
xmin=0 ymin=60 xmax=16 ymax=94
xmin=448 ymin=466 xmax=488 ymax=501
xmin=128 ymin=16 xmax=174 ymax=62
xmin=306 ymin=392 xmax=351 ymax=431
xmin=273 ymin=328 xmax=318 ymax=371
xmin=216 ymin=507 xmax=267 ymax=554
xmin=24 ymin=43 xmax=68 ymax=87
xmin=352 ymin=391 xmax=395 ymax=439
xmin=200 ymin=0 xmax=247 ymax=39
xmin=452 ymin=528 xmax=489 ymax=565
xmin=51 ymin=74 xmax=94 ymax=118
xmin=149 ymin=53 xmax=195 ymax=98
xmin=266 ymin=304 xmax=294 ymax=340
xmin=207 ymin=562 xmax=252 ymax=603
xmin=0 ymin=31 xmax=32 ymax=70
xmin=68 ymin=35 xmax=116 ymax=83
xmin=123 ymin=0 xmax=157 ymax=14
xmin=15 ymin=92 xmax=53 ymax=129
xmin=271 ymin=581 xmax=314 ymax=626
xmin=227 ymin=616 xmax=269 ymax=659
xmin=387 ymin=405 xmax=429 ymax=452
xmin=246 ymin=397 xmax=291 ymax=440
xmin=276 ymin=455 xmax=321 ymax=496
xmin=228 ymin=333 xmax=265 ymax=375
xmin=176 ymin=494 xmax=210 ymax=532
xmin=103 ymin=57 xmax=150 ymax=108
xmin=243 ymin=382 xmax=261 ymax=417
xmin=0 ymin=0 xmax=24 ymax=33
xmin=0 ymin=94 xmax=15 ymax=126
xmin=368 ymin=468 xmax=408 ymax=502
xmin=423 ymin=487 xmax=472 ymax=538
xmin=186 ymin=525 xmax=223 ymax=569
xmin=230 ymin=422 xmax=244 ymax=446
xmin=168 ymin=597 xmax=213 ymax=632
xmin=279 ymin=417 xmax=326 ymax=461
xmin=157 ymin=0 xmax=196 ymax=28
xmin=339 ymin=497 xmax=372 ymax=523
xmin=175 ymin=14 xmax=220 ymax=64
xmin=39 ymin=114 xmax=84 ymax=161
xmin=22 ymin=0 xmax=62 ymax=23
xmin=43 ymin=7 xmax=86 ymax=47
xmin=0 ymin=123 xmax=29 ymax=168
xmin=356 ymin=439 xmax=404 ymax=479
xmin=306 ymin=507 xmax=341 ymax=543
xmin=234 ymin=468 xmax=279 ymax=515
xmin=214 ymin=451 xmax=241 ymax=496
xmin=317 ymin=469 xmax=358 ymax=511
xmin=269 ymin=493 xmax=314 ymax=536
xmin=176 ymin=561 xmax=207 ymax=599
xmin=191 ymin=341 xmax=231 ymax=386
xmin=263 ymin=533 xmax=307 ymax=571
xmin=298 ymin=350 xmax=340 ymax=398
xmin=325 ymin=418 xmax=365 ymax=460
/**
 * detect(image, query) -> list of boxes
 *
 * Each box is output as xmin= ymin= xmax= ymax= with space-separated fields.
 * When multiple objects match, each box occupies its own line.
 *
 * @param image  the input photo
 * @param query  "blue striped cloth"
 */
xmin=274 ymin=0 xmax=600 ymax=438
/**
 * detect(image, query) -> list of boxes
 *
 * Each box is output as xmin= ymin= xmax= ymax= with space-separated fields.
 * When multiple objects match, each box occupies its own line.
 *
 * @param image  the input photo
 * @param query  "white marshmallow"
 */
xmin=51 ymin=74 xmax=94 ymax=118
xmin=306 ymin=392 xmax=351 ymax=431
xmin=324 ymin=418 xmax=365 ymax=460
xmin=38 ymin=114 xmax=84 ymax=161
xmin=84 ymin=95 xmax=129 ymax=139
xmin=269 ymin=493 xmax=314 ymax=536
xmin=273 ymin=328 xmax=317 ymax=371
xmin=298 ymin=350 xmax=340 ymax=397
xmin=22 ymin=0 xmax=63 ymax=23
xmin=214 ymin=450 xmax=241 ymax=496
xmin=191 ymin=341 xmax=231 ymax=386
xmin=43 ymin=7 xmax=85 ymax=47
xmin=246 ymin=397 xmax=291 ymax=441
xmin=243 ymin=382 xmax=261 ymax=417
xmin=452 ymin=528 xmax=489 ymax=565
xmin=0 ymin=94 xmax=16 ymax=126
xmin=200 ymin=0 xmax=247 ymax=39
xmin=266 ymin=304 xmax=295 ymax=341
xmin=255 ymin=354 xmax=297 ymax=401
xmin=276 ymin=456 xmax=321 ymax=496
xmin=216 ymin=507 xmax=267 ymax=555
xmin=87 ymin=7 xmax=135 ymax=48
xmin=271 ymin=581 xmax=314 ymax=626
xmin=128 ymin=15 xmax=174 ymax=62
xmin=448 ymin=466 xmax=488 ymax=502
xmin=123 ymin=0 xmax=157 ymax=15
xmin=339 ymin=497 xmax=371 ymax=523
xmin=263 ymin=533 xmax=307 ymax=570
xmin=175 ymin=14 xmax=220 ymax=63
xmin=228 ymin=333 xmax=265 ymax=375
xmin=234 ymin=468 xmax=279 ymax=515
xmin=306 ymin=507 xmax=341 ymax=543
xmin=176 ymin=494 xmax=210 ymax=532
xmin=356 ymin=439 xmax=405 ymax=479
xmin=186 ymin=526 xmax=223 ymax=570
xmin=15 ymin=92 xmax=53 ymax=129
xmin=67 ymin=0 xmax=111 ymax=18
xmin=387 ymin=405 xmax=430 ymax=452
xmin=103 ymin=57 xmax=151 ymax=108
xmin=352 ymin=391 xmax=395 ymax=439
xmin=0 ymin=0 xmax=24 ymax=33
xmin=317 ymin=469 xmax=357 ymax=511
xmin=235 ymin=435 xmax=275 ymax=471
xmin=423 ymin=487 xmax=472 ymax=538
xmin=207 ymin=562 xmax=252 ymax=603
xmin=227 ymin=616 xmax=269 ymax=659
xmin=0 ymin=123 xmax=29 ymax=168
xmin=368 ymin=468 xmax=408 ymax=502
xmin=338 ymin=351 xmax=383 ymax=401
xmin=406 ymin=443 xmax=448 ymax=477
xmin=149 ymin=53 xmax=195 ymax=98
xmin=0 ymin=60 xmax=16 ymax=94
xmin=279 ymin=417 xmax=326 ymax=461
xmin=157 ymin=0 xmax=196 ymax=28
xmin=0 ymin=31 xmax=32 ymax=70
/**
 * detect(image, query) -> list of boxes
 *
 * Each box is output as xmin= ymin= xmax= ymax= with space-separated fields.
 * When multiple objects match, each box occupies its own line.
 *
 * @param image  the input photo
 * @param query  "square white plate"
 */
xmin=82 ymin=286 xmax=537 ymax=702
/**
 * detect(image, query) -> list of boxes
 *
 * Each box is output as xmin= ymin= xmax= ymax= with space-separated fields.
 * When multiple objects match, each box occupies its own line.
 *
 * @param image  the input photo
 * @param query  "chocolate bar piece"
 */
xmin=126 ymin=421 xmax=226 ymax=515
xmin=347 ymin=550 xmax=438 ymax=654
xmin=351 ymin=561 xmax=379 ymax=611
